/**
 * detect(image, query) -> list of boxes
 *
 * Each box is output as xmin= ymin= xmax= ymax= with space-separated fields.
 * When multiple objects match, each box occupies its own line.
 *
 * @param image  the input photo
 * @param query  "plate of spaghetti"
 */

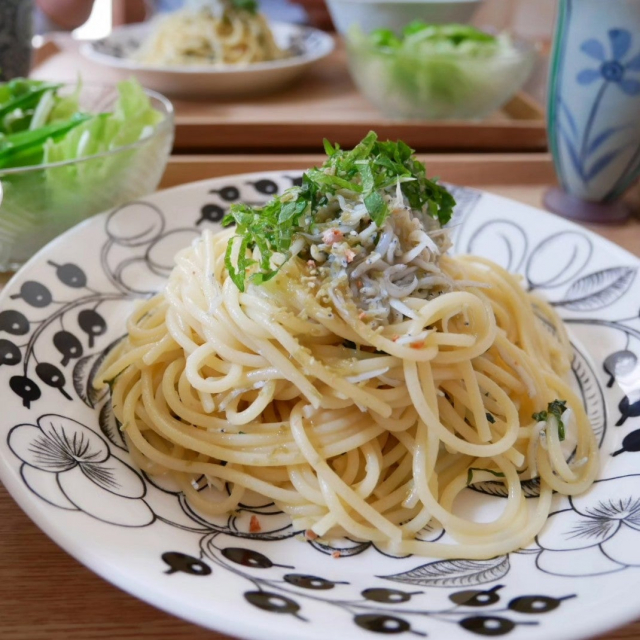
xmin=80 ymin=0 xmax=334 ymax=98
xmin=0 ymin=133 xmax=639 ymax=640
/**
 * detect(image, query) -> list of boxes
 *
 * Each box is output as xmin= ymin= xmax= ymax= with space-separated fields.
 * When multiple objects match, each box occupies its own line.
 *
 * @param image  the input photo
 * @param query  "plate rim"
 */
xmin=1 ymin=172 xmax=640 ymax=640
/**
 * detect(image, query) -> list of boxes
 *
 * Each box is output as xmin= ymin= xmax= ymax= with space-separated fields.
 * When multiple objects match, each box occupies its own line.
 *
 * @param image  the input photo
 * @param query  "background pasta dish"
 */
xmin=132 ymin=0 xmax=287 ymax=67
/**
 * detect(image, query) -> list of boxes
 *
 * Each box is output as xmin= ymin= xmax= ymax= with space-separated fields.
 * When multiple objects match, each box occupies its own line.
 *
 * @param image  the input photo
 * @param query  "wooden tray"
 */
xmin=1 ymin=155 xmax=638 ymax=640
xmin=31 ymin=37 xmax=547 ymax=153
xmin=160 ymin=152 xmax=558 ymax=189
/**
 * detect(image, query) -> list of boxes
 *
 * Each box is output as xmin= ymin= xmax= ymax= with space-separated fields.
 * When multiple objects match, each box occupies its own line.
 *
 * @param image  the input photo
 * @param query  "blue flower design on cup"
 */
xmin=8 ymin=414 xmax=154 ymax=526
xmin=546 ymin=4 xmax=640 ymax=222
xmin=577 ymin=29 xmax=640 ymax=95
xmin=568 ymin=28 xmax=640 ymax=191
xmin=535 ymin=476 xmax=640 ymax=577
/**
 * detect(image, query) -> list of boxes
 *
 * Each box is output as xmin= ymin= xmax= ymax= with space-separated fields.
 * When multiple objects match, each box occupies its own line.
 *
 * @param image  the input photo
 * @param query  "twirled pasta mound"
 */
xmin=133 ymin=0 xmax=286 ymax=67
xmin=98 ymin=134 xmax=598 ymax=559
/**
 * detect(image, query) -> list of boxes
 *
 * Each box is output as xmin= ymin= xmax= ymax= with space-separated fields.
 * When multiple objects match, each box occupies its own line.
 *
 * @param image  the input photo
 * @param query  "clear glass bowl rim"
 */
xmin=0 ymin=84 xmax=174 ymax=177
xmin=346 ymin=36 xmax=538 ymax=63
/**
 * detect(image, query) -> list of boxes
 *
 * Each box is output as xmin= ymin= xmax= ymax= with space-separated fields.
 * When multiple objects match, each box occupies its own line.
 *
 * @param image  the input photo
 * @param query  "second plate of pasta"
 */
xmin=81 ymin=20 xmax=334 ymax=98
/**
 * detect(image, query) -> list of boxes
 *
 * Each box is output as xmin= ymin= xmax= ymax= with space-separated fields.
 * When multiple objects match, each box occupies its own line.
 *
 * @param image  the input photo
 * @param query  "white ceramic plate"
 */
xmin=80 ymin=23 xmax=335 ymax=98
xmin=0 ymin=173 xmax=639 ymax=640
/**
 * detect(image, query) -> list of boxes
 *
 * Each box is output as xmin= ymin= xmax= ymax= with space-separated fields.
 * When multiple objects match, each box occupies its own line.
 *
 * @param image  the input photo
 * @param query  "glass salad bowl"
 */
xmin=344 ymin=24 xmax=536 ymax=120
xmin=0 ymin=82 xmax=174 ymax=271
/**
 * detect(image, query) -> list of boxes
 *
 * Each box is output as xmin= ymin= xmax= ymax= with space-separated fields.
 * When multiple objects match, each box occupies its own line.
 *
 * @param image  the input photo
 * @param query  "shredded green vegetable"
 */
xmin=467 ymin=467 xmax=506 ymax=486
xmin=533 ymin=399 xmax=568 ymax=441
xmin=0 ymin=77 xmax=167 ymax=268
xmin=222 ymin=131 xmax=455 ymax=291
xmin=368 ymin=22 xmax=500 ymax=54
xmin=0 ymin=78 xmax=161 ymax=171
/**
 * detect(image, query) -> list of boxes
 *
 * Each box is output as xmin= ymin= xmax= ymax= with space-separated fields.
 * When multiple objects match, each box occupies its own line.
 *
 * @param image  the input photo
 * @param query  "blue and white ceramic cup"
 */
xmin=546 ymin=0 xmax=640 ymax=223
xmin=0 ymin=0 xmax=33 ymax=81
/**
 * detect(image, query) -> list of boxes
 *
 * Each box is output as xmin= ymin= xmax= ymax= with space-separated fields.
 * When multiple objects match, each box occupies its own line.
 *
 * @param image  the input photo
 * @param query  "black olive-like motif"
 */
xmin=284 ymin=574 xmax=338 ymax=590
xmin=603 ymin=349 xmax=637 ymax=387
xmin=10 ymin=375 xmax=41 ymax=408
xmin=244 ymin=591 xmax=300 ymax=615
xmin=36 ymin=362 xmax=72 ymax=399
xmin=354 ymin=614 xmax=412 ymax=634
xmin=10 ymin=281 xmax=52 ymax=308
xmin=162 ymin=552 xmax=212 ymax=575
xmin=47 ymin=261 xmax=87 ymax=288
xmin=250 ymin=179 xmax=278 ymax=195
xmin=222 ymin=547 xmax=273 ymax=568
xmin=613 ymin=429 xmax=640 ymax=457
xmin=0 ymin=339 xmax=21 ymax=367
xmin=78 ymin=309 xmax=107 ymax=348
xmin=508 ymin=595 xmax=567 ymax=614
xmin=197 ymin=204 xmax=226 ymax=225
xmin=0 ymin=310 xmax=29 ymax=335
xmin=616 ymin=393 xmax=640 ymax=427
xmin=211 ymin=186 xmax=240 ymax=201
xmin=450 ymin=585 xmax=503 ymax=607
xmin=460 ymin=616 xmax=516 ymax=636
xmin=53 ymin=330 xmax=84 ymax=366
xmin=362 ymin=588 xmax=419 ymax=603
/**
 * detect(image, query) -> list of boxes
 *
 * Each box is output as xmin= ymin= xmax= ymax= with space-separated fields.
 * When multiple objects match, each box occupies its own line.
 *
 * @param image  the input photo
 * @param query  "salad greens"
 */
xmin=368 ymin=22 xmax=500 ymax=54
xmin=0 ymin=78 xmax=168 ymax=269
xmin=347 ymin=22 xmax=532 ymax=120
xmin=44 ymin=80 xmax=161 ymax=164
xmin=222 ymin=131 xmax=455 ymax=292
xmin=0 ymin=78 xmax=161 ymax=170
xmin=41 ymin=80 xmax=164 ymax=209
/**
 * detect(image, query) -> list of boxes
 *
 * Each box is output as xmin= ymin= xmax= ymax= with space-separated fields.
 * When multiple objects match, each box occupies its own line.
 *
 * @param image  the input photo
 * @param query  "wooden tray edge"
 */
xmin=161 ymin=153 xmax=557 ymax=190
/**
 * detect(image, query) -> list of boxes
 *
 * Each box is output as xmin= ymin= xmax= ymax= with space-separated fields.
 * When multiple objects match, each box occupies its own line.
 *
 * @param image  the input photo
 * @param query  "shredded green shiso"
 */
xmin=533 ymin=399 xmax=568 ymax=442
xmin=222 ymin=131 xmax=455 ymax=292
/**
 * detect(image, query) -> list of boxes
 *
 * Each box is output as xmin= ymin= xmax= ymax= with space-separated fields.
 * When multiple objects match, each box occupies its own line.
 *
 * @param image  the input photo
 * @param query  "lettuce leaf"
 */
xmin=0 ymin=78 xmax=166 ymax=266
xmin=43 ymin=79 xmax=162 ymax=163
xmin=346 ymin=23 xmax=526 ymax=119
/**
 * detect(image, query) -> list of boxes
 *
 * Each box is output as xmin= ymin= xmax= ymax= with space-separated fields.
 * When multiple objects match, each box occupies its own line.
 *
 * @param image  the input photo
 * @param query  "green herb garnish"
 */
xmin=467 ymin=467 xmax=505 ymax=485
xmin=230 ymin=0 xmax=258 ymax=13
xmin=532 ymin=399 xmax=568 ymax=441
xmin=222 ymin=131 xmax=455 ymax=291
xmin=486 ymin=412 xmax=495 ymax=424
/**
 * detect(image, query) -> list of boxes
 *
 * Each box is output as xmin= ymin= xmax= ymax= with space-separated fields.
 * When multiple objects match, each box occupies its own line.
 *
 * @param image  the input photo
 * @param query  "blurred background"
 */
xmin=42 ymin=0 xmax=557 ymax=102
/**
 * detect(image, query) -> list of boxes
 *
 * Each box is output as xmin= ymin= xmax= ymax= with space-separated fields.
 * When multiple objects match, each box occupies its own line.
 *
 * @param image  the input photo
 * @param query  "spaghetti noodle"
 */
xmin=97 ymin=133 xmax=598 ymax=559
xmin=133 ymin=0 xmax=286 ymax=67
